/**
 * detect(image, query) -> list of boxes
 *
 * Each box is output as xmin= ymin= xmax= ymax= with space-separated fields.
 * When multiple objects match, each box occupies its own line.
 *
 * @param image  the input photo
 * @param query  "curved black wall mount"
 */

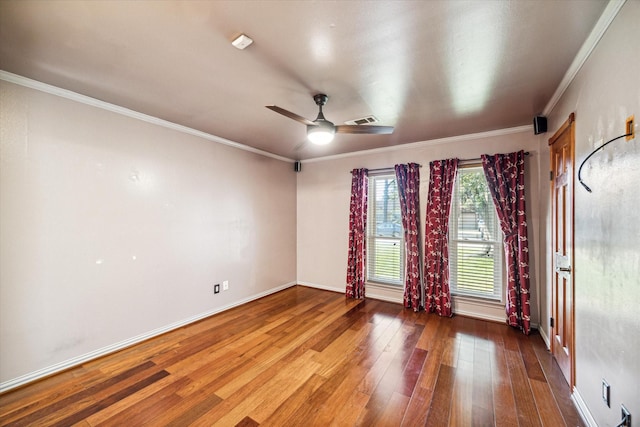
xmin=578 ymin=133 xmax=633 ymax=192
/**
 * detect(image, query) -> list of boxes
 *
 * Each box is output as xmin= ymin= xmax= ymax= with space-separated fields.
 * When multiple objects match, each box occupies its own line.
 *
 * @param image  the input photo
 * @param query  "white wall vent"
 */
xmin=345 ymin=115 xmax=379 ymax=125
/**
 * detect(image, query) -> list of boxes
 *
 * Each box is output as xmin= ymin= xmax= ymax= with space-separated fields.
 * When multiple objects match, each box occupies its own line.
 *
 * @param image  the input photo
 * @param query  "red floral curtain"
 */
xmin=481 ymin=151 xmax=531 ymax=334
xmin=395 ymin=163 xmax=422 ymax=311
xmin=424 ymin=159 xmax=458 ymax=316
xmin=346 ymin=168 xmax=368 ymax=299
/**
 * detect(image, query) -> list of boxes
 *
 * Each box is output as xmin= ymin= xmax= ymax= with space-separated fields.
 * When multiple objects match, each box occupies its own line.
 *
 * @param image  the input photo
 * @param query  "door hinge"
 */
xmin=550 ymin=317 xmax=554 ymax=328
xmin=550 ymin=170 xmax=553 ymax=181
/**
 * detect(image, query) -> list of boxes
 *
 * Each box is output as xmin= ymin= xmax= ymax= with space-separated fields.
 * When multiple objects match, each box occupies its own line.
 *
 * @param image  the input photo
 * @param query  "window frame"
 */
xmin=365 ymin=171 xmax=404 ymax=287
xmin=448 ymin=163 xmax=504 ymax=302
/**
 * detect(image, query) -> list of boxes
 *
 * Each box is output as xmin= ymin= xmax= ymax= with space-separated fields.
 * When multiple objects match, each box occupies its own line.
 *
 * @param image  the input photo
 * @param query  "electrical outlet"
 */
xmin=602 ymin=379 xmax=610 ymax=407
xmin=621 ymin=404 xmax=631 ymax=427
xmin=214 ymin=284 xmax=220 ymax=294
xmin=223 ymin=280 xmax=229 ymax=291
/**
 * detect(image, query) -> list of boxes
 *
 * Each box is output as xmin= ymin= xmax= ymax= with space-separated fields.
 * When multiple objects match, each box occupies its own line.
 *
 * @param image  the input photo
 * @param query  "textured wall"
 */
xmin=544 ymin=2 xmax=640 ymax=424
xmin=0 ymin=81 xmax=297 ymax=385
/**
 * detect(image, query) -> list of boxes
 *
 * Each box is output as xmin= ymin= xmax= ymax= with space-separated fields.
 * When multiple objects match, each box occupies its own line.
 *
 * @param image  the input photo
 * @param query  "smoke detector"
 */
xmin=232 ymin=33 xmax=253 ymax=50
xmin=344 ymin=115 xmax=379 ymax=126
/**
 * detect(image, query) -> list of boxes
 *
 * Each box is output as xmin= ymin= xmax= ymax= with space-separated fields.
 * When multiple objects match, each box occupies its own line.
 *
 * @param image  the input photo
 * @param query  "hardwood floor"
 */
xmin=0 ymin=286 xmax=583 ymax=426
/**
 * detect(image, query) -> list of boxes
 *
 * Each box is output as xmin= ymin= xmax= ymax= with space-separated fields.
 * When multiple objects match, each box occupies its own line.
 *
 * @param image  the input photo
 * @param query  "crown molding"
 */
xmin=1 ymin=71 xmax=529 ymax=165
xmin=0 ymin=70 xmax=294 ymax=163
xmin=302 ymin=125 xmax=532 ymax=163
xmin=543 ymin=0 xmax=626 ymax=116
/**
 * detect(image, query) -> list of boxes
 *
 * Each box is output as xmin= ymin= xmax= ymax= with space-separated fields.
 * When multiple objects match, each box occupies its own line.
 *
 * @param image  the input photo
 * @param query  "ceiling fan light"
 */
xmin=307 ymin=123 xmax=335 ymax=145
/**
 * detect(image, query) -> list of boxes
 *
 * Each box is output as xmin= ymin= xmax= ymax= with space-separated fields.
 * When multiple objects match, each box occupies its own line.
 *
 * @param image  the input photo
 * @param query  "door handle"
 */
xmin=557 ymin=267 xmax=571 ymax=272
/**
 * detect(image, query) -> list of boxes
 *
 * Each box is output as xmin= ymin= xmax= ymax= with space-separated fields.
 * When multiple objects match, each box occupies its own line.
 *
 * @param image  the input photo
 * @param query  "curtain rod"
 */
xmin=349 ymin=165 xmax=422 ymax=174
xmin=349 ymin=152 xmax=530 ymax=173
xmin=461 ymin=151 xmax=530 ymax=163
xmin=372 ymin=165 xmax=422 ymax=173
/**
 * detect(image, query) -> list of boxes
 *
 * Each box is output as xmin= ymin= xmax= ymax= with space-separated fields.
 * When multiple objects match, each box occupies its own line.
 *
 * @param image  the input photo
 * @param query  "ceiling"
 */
xmin=0 ymin=0 xmax=609 ymax=160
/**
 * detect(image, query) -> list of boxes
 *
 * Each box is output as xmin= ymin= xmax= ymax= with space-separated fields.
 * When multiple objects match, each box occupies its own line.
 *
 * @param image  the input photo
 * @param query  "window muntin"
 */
xmin=449 ymin=165 xmax=502 ymax=300
xmin=366 ymin=173 xmax=404 ymax=286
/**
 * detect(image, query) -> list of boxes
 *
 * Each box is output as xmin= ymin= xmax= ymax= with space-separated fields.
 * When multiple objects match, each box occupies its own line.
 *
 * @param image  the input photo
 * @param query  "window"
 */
xmin=449 ymin=165 xmax=503 ymax=300
xmin=366 ymin=173 xmax=404 ymax=286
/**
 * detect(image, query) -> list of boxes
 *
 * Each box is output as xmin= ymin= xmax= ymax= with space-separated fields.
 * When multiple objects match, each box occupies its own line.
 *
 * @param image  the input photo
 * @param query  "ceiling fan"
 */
xmin=266 ymin=94 xmax=394 ymax=145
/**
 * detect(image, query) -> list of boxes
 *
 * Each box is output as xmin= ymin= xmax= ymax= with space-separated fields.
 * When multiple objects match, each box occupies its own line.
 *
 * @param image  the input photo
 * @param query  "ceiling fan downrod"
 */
xmin=313 ymin=94 xmax=330 ymax=123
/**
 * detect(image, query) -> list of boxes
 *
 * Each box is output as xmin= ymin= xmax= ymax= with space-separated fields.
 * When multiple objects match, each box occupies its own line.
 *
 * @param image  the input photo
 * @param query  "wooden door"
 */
xmin=549 ymin=113 xmax=575 ymax=387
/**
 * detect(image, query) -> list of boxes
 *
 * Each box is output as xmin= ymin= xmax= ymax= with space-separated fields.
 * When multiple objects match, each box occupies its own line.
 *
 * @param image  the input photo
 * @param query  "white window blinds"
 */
xmin=449 ymin=165 xmax=503 ymax=300
xmin=366 ymin=174 xmax=404 ymax=286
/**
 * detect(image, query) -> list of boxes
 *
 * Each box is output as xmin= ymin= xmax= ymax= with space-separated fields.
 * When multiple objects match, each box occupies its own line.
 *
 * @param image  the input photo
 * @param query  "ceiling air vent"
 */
xmin=345 ymin=115 xmax=379 ymax=126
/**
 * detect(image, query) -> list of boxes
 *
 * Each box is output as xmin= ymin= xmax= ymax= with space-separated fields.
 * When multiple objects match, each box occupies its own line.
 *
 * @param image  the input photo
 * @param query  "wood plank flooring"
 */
xmin=0 ymin=286 xmax=584 ymax=426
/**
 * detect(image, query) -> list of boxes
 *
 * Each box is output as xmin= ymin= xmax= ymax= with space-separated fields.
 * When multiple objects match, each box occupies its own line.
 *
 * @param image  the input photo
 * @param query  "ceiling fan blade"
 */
xmin=335 ymin=125 xmax=394 ymax=135
xmin=266 ymin=106 xmax=317 ymax=126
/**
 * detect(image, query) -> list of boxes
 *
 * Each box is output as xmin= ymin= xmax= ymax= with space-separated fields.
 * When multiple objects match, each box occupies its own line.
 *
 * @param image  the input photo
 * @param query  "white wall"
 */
xmin=541 ymin=1 xmax=640 ymax=424
xmin=297 ymin=129 xmax=541 ymax=324
xmin=0 ymin=80 xmax=297 ymax=389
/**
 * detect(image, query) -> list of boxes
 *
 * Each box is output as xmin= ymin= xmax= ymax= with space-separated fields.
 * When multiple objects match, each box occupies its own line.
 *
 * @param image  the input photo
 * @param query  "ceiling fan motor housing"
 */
xmin=313 ymin=94 xmax=329 ymax=106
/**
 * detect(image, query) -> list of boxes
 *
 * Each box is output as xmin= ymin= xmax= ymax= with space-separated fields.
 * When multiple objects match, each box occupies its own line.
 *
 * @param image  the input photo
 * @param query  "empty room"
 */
xmin=0 ymin=1 xmax=638 ymax=426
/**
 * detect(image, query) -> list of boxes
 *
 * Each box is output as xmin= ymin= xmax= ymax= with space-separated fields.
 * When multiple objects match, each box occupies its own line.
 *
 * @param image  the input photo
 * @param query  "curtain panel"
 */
xmin=481 ymin=151 xmax=531 ymax=334
xmin=346 ymin=168 xmax=368 ymax=299
xmin=395 ymin=163 xmax=422 ymax=311
xmin=424 ymin=159 xmax=458 ymax=317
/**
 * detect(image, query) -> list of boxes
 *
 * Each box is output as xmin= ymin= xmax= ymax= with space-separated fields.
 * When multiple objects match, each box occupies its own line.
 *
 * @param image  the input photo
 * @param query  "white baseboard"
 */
xmin=365 ymin=284 xmax=404 ymax=304
xmin=298 ymin=281 xmax=406 ymax=304
xmin=452 ymin=296 xmax=506 ymax=323
xmin=453 ymin=308 xmax=504 ymax=323
xmin=297 ymin=281 xmax=344 ymax=294
xmin=0 ymin=281 xmax=297 ymax=393
xmin=539 ymin=325 xmax=551 ymax=349
xmin=299 ymin=281 xmax=509 ymax=323
xmin=365 ymin=292 xmax=403 ymax=304
xmin=572 ymin=386 xmax=598 ymax=427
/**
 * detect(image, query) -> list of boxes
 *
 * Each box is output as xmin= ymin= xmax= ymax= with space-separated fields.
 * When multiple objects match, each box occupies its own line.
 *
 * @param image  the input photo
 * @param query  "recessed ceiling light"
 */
xmin=232 ymin=33 xmax=253 ymax=50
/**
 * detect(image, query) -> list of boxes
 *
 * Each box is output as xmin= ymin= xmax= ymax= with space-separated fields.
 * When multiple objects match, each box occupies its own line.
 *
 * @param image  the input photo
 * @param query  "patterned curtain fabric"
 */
xmin=346 ymin=168 xmax=368 ymax=299
xmin=481 ymin=151 xmax=531 ymax=335
xmin=395 ymin=163 xmax=422 ymax=311
xmin=424 ymin=159 xmax=458 ymax=317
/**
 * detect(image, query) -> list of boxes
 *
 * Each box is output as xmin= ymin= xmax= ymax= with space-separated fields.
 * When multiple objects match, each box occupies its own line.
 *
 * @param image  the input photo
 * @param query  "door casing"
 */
xmin=548 ymin=113 xmax=576 ymax=388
